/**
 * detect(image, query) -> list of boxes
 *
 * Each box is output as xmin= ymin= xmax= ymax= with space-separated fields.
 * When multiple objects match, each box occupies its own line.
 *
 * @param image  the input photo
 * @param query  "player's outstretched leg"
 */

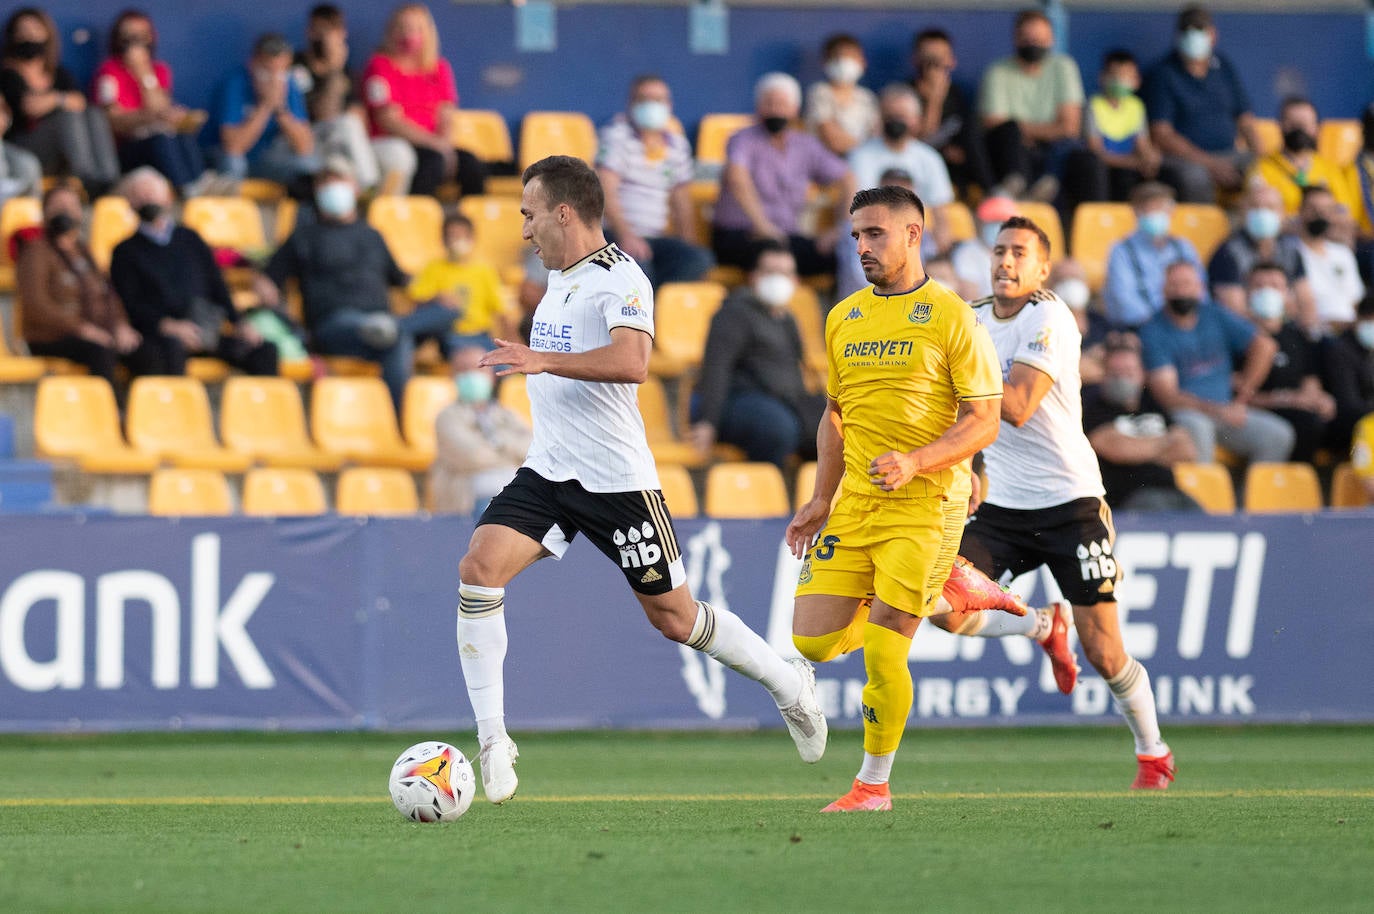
xmin=456 ymin=583 xmax=519 ymax=804
xmin=941 ymin=557 xmax=1028 ymax=616
xmin=1107 ymin=656 xmax=1174 ymax=790
xmin=685 ymin=600 xmax=828 ymax=763
xmin=820 ymin=622 xmax=911 ymax=812
xmin=1038 ymin=601 xmax=1080 ymax=694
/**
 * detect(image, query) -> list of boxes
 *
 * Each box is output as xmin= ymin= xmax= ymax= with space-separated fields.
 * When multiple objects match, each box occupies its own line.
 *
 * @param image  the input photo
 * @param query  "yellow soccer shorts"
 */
xmin=795 ymin=490 xmax=966 ymax=617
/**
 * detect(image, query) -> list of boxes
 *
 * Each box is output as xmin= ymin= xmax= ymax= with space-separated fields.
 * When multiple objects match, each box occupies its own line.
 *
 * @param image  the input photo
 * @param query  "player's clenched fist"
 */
xmin=869 ymin=450 xmax=921 ymax=491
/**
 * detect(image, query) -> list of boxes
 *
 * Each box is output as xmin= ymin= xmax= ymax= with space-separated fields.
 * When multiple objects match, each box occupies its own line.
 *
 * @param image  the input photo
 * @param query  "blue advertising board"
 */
xmin=0 ymin=512 xmax=1371 ymax=732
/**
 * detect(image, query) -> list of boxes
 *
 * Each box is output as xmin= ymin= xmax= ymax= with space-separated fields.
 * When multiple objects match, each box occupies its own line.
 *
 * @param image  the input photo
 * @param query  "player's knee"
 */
xmin=457 ymin=552 xmax=499 ymax=588
xmin=1080 ymin=635 xmax=1125 ymax=678
xmin=793 ymin=630 xmax=844 ymax=663
xmin=651 ymin=611 xmax=694 ymax=644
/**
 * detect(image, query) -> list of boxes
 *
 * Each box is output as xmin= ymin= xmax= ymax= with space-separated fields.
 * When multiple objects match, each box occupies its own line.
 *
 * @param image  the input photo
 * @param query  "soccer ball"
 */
xmin=388 ymin=741 xmax=476 ymax=822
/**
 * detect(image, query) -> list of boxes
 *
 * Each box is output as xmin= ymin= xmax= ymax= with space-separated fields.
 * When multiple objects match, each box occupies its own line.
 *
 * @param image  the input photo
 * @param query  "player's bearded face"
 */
xmin=853 ymin=206 xmax=917 ymax=286
xmin=992 ymin=227 xmax=1050 ymax=300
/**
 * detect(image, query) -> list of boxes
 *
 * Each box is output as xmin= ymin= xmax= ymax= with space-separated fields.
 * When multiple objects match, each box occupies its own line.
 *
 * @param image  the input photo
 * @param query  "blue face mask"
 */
xmin=1248 ymin=286 xmax=1286 ymax=321
xmin=1246 ymin=208 xmax=1281 ymax=241
xmin=630 ymin=100 xmax=670 ymax=131
xmin=1137 ymin=210 xmax=1171 ymax=240
xmin=1356 ymin=321 xmax=1374 ymax=350
xmin=456 ymin=369 xmax=495 ymax=403
xmin=1177 ymin=28 xmax=1212 ymax=62
xmin=315 ymin=181 xmax=356 ymax=219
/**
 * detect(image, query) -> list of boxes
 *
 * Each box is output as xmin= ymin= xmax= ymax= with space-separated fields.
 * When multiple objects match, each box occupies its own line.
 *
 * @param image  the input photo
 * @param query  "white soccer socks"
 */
xmin=457 ymin=583 xmax=509 ymax=746
xmin=1107 ymin=657 xmax=1168 ymax=757
xmin=686 ymin=600 xmax=801 ymax=709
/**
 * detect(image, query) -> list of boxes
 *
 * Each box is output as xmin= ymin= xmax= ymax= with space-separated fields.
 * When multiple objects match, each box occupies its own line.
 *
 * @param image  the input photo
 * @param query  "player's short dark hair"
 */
xmin=997 ymin=215 xmax=1051 ymax=259
xmin=746 ymin=239 xmax=793 ymax=273
xmin=522 ymin=155 xmax=604 ymax=225
xmin=822 ymin=33 xmax=862 ymax=58
xmin=1101 ymin=48 xmax=1136 ymax=70
xmin=309 ymin=4 xmax=344 ymax=26
xmin=1177 ymin=4 xmax=1212 ymax=33
xmin=1014 ymin=8 xmax=1050 ymax=31
xmin=913 ymin=27 xmax=951 ymax=50
xmin=849 ymin=185 xmax=926 ymax=221
xmin=443 ymin=212 xmax=474 ymax=234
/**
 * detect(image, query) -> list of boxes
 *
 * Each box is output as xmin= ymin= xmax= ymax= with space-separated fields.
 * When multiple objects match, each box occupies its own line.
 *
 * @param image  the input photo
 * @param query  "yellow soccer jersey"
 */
xmin=825 ymin=277 xmax=1001 ymax=500
xmin=407 ymin=259 xmax=507 ymax=335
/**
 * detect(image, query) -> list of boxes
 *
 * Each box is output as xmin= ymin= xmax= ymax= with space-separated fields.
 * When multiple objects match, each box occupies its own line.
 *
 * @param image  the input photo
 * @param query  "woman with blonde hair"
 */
xmin=360 ymin=3 xmax=483 ymax=197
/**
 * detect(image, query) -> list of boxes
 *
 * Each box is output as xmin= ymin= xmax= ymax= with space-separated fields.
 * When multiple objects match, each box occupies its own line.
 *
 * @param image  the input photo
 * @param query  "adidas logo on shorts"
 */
xmin=640 ymin=568 xmax=662 ymax=584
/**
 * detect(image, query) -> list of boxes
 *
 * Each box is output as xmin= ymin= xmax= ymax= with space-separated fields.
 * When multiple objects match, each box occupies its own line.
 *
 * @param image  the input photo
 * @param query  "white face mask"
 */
xmin=1177 ymin=28 xmax=1213 ymax=62
xmin=1054 ymin=278 xmax=1091 ymax=311
xmin=630 ymin=100 xmax=671 ymax=131
xmin=754 ymin=272 xmax=796 ymax=309
xmin=825 ymin=57 xmax=864 ymax=86
xmin=1248 ymin=286 xmax=1286 ymax=322
xmin=1356 ymin=321 xmax=1374 ymax=350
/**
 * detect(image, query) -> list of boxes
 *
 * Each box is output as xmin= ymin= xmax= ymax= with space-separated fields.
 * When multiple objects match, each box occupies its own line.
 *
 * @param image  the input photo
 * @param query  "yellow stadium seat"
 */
xmin=1330 ymin=462 xmax=1370 ymax=509
xmin=639 ymin=375 xmax=705 ymax=467
xmin=367 ymin=195 xmax=445 ymax=276
xmin=274 ymin=198 xmax=299 ymax=245
xmin=0 ymin=195 xmax=41 ymax=292
xmin=648 ymin=281 xmax=727 ymax=378
xmin=934 ymin=201 xmax=976 ymax=244
xmin=238 ymin=178 xmax=286 ymax=203
xmin=88 ymin=195 xmax=138 ymax=271
xmin=496 ymin=373 xmax=531 ymax=423
xmin=787 ymin=284 xmax=829 ymax=390
xmin=320 ymin=356 xmax=382 ymax=378
xmin=793 ymin=461 xmax=818 ymax=509
xmin=1012 ymin=201 xmax=1065 ymax=266
xmin=186 ymin=357 xmax=233 ymax=383
xmin=220 ymin=376 xmax=344 ymax=471
xmin=402 ymin=375 xmax=458 ymax=459
xmin=1172 ymin=462 xmax=1236 ymax=514
xmin=1317 ymin=119 xmax=1362 ymax=168
xmin=450 ymin=109 xmax=515 ymax=165
xmin=242 ymin=468 xmax=328 ymax=516
xmin=148 ymin=468 xmax=233 ymax=516
xmin=656 ymin=463 xmax=699 ymax=519
xmin=182 ymin=196 xmax=267 ymax=255
xmin=458 ymin=194 xmax=526 ymax=283
xmin=1170 ymin=203 xmax=1231 ymax=262
xmin=0 ymin=312 xmax=45 ymax=381
xmin=703 ymin=462 xmax=791 ymax=518
xmin=1070 ymin=202 xmax=1136 ymax=291
xmin=33 ymin=376 xmax=160 ymax=473
xmin=518 ymin=111 xmax=598 ymax=170
xmin=336 ymin=467 xmax=420 ymax=516
xmin=1250 ymin=118 xmax=1282 ymax=156
xmin=1243 ymin=461 xmax=1323 ymax=514
xmin=694 ymin=113 xmax=754 ymax=169
xmin=126 ymin=376 xmax=253 ymax=471
xmin=311 ymin=377 xmax=432 ymax=471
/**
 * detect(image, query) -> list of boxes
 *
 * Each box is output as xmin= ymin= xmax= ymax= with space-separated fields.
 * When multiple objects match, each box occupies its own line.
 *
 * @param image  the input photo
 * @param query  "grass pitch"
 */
xmin=2 ymin=726 xmax=1371 ymax=913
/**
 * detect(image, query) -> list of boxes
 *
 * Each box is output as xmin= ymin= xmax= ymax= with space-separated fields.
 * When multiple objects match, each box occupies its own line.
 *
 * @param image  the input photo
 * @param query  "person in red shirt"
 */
xmin=360 ymin=3 xmax=483 ymax=197
xmin=91 ymin=9 xmax=214 ymax=195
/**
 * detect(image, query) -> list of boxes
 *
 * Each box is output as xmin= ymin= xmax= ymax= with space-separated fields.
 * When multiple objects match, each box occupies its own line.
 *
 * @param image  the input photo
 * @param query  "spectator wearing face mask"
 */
xmin=1141 ymin=4 xmax=1258 ymax=203
xmin=1140 ymin=260 xmax=1291 ymax=468
xmin=1322 ymin=295 xmax=1374 ymax=458
xmin=947 ymin=195 xmax=1018 ymax=301
xmin=689 ymin=241 xmax=826 ymax=469
xmin=1082 ymin=334 xmax=1201 ymax=512
xmin=595 ymin=74 xmax=712 ymax=289
xmin=0 ymin=95 xmax=41 ymax=199
xmin=805 ymin=33 xmax=879 ymax=157
xmin=92 ymin=9 xmax=215 ymax=196
xmin=847 ymin=84 xmax=954 ymax=212
xmin=430 ymin=344 xmax=532 ymax=515
xmin=910 ymin=27 xmax=994 ymax=198
xmin=1103 ymin=181 xmax=1204 ymax=329
xmin=257 ymin=157 xmax=440 ymax=408
xmin=111 ymin=167 xmax=278 ymax=378
xmin=1250 ymin=98 xmax=1359 ymax=219
xmin=1050 ymin=256 xmax=1109 ymax=385
xmin=1083 ymin=49 xmax=1161 ymax=203
xmin=1295 ymin=185 xmax=1365 ymax=334
xmin=407 ymin=212 xmax=511 ymax=352
xmin=711 ymin=72 xmax=856 ymax=279
xmin=1209 ymin=180 xmax=1315 ymax=324
xmin=1245 ymin=262 xmax=1335 ymax=462
xmin=18 ymin=182 xmax=141 ymax=389
xmin=206 ymin=33 xmax=319 ymax=188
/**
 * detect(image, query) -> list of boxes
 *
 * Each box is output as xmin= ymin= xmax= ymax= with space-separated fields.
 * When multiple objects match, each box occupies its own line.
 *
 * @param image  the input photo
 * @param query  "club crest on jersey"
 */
xmin=562 ymin=284 xmax=580 ymax=306
xmin=613 ymin=521 xmax=661 ymax=569
xmin=908 ymin=302 xmax=932 ymax=324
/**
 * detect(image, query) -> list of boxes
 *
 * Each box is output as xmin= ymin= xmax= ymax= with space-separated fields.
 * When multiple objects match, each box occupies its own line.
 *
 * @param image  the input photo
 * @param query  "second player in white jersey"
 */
xmin=525 ymin=243 xmax=660 ymax=492
xmin=970 ymin=288 xmax=1105 ymax=510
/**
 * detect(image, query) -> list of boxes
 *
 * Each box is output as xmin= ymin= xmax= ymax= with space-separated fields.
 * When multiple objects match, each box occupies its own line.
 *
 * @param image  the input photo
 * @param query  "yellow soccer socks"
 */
xmin=860 ymin=622 xmax=913 ymax=758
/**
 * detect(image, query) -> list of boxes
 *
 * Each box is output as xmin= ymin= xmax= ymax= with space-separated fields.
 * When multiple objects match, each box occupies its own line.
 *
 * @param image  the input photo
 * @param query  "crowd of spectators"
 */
xmin=0 ymin=1 xmax=1372 ymax=507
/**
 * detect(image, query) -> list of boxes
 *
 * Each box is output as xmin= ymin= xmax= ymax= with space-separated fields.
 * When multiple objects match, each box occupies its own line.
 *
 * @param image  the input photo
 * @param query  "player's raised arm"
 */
xmin=1000 ymin=361 xmax=1055 ymax=427
xmin=481 ymin=326 xmax=650 ymax=383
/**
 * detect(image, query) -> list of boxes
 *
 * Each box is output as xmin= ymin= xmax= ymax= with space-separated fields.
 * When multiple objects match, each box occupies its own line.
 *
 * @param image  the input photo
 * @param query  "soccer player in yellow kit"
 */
xmin=787 ymin=185 xmax=1006 ymax=812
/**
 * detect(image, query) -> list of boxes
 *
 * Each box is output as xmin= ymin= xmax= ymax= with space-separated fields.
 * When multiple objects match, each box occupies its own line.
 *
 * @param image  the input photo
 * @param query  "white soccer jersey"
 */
xmin=523 ymin=243 xmax=661 ymax=493
xmin=970 ymin=290 xmax=1105 ymax=509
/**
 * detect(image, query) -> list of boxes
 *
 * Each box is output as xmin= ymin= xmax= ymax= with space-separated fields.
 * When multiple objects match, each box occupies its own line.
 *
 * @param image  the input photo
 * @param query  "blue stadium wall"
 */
xmin=1 ymin=512 xmax=1371 ymax=732
xmin=37 ymin=3 xmax=1374 ymax=139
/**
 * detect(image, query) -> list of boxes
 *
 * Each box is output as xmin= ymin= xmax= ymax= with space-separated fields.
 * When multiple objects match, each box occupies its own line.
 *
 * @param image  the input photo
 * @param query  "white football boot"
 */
xmin=779 ymin=658 xmax=828 ymax=763
xmin=478 ymin=736 xmax=519 ymax=804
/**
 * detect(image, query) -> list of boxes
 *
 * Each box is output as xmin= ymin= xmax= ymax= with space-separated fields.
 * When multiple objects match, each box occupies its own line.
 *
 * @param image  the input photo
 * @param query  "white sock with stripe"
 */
xmin=686 ymin=601 xmax=801 ymax=709
xmin=1107 ymin=657 xmax=1168 ymax=756
xmin=457 ymin=583 xmax=509 ymax=746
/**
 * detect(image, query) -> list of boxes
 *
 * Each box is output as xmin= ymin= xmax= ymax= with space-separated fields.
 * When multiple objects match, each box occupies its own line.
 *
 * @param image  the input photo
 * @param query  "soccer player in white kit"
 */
xmin=454 ymin=156 xmax=827 ymax=804
xmin=929 ymin=216 xmax=1175 ymax=789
